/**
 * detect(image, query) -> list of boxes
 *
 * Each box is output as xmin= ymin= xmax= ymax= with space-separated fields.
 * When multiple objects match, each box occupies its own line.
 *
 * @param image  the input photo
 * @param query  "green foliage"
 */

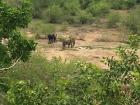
xmin=32 ymin=0 xmax=49 ymax=18
xmin=8 ymin=31 xmax=36 ymax=62
xmin=133 ymin=72 xmax=140 ymax=104
xmin=30 ymin=0 xmax=139 ymax=25
xmin=78 ymin=11 xmax=94 ymax=24
xmin=1 ymin=35 xmax=140 ymax=104
xmin=30 ymin=0 xmax=111 ymax=24
xmin=88 ymin=1 xmax=110 ymax=17
xmin=0 ymin=77 xmax=9 ymax=92
xmin=108 ymin=0 xmax=137 ymax=9
xmin=29 ymin=20 xmax=55 ymax=36
xmin=62 ymin=0 xmax=80 ymax=16
xmin=0 ymin=0 xmax=36 ymax=70
xmin=1 ymin=55 xmax=101 ymax=105
xmin=66 ymin=62 xmax=100 ymax=105
xmin=6 ymin=56 xmax=77 ymax=84
xmin=27 ymin=0 xmax=140 ymax=25
xmin=127 ymin=35 xmax=140 ymax=48
xmin=79 ymin=0 xmax=93 ymax=9
xmin=7 ymin=81 xmax=47 ymax=105
xmin=42 ymin=5 xmax=64 ymax=23
xmin=107 ymin=12 xmax=120 ymax=28
xmin=123 ymin=6 xmax=140 ymax=34
xmin=2 ymin=1 xmax=140 ymax=105
xmin=95 ymin=35 xmax=140 ymax=105
xmin=42 ymin=61 xmax=100 ymax=105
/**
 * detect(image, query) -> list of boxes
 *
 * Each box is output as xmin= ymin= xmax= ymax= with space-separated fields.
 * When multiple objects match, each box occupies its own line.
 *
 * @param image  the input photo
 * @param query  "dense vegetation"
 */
xmin=6 ymin=0 xmax=140 ymax=35
xmin=31 ymin=0 xmax=140 ymax=35
xmin=31 ymin=0 xmax=138 ymax=24
xmin=1 ymin=36 xmax=140 ymax=105
xmin=0 ymin=0 xmax=36 ymax=71
xmin=1 ymin=0 xmax=140 ymax=105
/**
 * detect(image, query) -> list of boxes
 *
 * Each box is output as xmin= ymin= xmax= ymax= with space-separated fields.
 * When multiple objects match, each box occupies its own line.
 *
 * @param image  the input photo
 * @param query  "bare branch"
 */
xmin=0 ymin=56 xmax=21 ymax=72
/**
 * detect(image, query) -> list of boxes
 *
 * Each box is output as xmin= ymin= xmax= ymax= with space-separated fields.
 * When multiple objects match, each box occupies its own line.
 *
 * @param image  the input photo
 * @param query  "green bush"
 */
xmin=78 ymin=10 xmax=94 ymax=24
xmin=32 ymin=0 xmax=50 ymax=18
xmin=108 ymin=0 xmax=136 ymax=9
xmin=1 ymin=35 xmax=140 ymax=105
xmin=107 ymin=12 xmax=120 ymax=28
xmin=95 ymin=35 xmax=140 ymax=105
xmin=122 ymin=6 xmax=140 ymax=34
xmin=88 ymin=1 xmax=110 ymax=17
xmin=7 ymin=81 xmax=47 ymax=105
xmin=3 ymin=55 xmax=100 ymax=105
xmin=79 ymin=0 xmax=93 ymax=9
xmin=42 ymin=5 xmax=64 ymax=23
xmin=62 ymin=0 xmax=80 ymax=16
xmin=64 ymin=16 xmax=79 ymax=24
xmin=6 ymin=56 xmax=78 ymax=84
xmin=29 ymin=20 xmax=55 ymax=35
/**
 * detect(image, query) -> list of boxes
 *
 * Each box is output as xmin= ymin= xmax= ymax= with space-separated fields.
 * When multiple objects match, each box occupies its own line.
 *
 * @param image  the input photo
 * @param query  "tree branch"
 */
xmin=0 ymin=56 xmax=21 ymax=72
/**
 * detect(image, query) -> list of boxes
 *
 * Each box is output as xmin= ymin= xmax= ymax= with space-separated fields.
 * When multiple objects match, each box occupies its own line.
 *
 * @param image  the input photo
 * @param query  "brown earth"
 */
xmin=26 ymin=26 xmax=140 ymax=69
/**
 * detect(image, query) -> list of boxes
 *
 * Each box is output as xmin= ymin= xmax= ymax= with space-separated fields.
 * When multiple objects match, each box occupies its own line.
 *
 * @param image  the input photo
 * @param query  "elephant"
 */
xmin=47 ymin=33 xmax=57 ymax=44
xmin=62 ymin=37 xmax=75 ymax=49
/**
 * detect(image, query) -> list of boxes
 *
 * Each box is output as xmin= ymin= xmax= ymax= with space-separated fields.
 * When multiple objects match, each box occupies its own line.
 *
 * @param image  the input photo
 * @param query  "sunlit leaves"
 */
xmin=0 ymin=0 xmax=36 ymax=70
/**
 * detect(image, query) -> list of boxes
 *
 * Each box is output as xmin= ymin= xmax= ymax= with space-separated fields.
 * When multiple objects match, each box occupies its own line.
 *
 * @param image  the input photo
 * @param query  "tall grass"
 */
xmin=27 ymin=20 xmax=68 ymax=39
xmin=122 ymin=6 xmax=140 ymax=34
xmin=4 ymin=55 xmax=81 ymax=85
xmin=107 ymin=12 xmax=120 ymax=28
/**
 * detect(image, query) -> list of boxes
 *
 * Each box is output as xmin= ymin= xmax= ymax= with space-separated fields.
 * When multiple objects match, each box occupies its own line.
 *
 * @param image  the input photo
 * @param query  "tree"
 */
xmin=0 ymin=0 xmax=36 ymax=72
xmin=95 ymin=35 xmax=140 ymax=105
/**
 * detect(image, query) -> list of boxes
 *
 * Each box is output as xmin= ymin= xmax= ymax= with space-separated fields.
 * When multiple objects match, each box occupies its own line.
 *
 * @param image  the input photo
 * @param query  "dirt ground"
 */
xmin=26 ymin=26 xmax=140 ymax=69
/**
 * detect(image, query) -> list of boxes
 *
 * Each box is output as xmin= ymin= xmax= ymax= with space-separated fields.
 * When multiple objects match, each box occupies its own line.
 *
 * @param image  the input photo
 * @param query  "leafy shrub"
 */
xmin=66 ymin=62 xmax=100 ymax=105
xmin=108 ymin=0 xmax=136 ymax=9
xmin=95 ymin=35 xmax=140 ymax=105
xmin=122 ymin=6 xmax=140 ymax=34
xmin=64 ymin=16 xmax=79 ymax=24
xmin=78 ymin=10 xmax=94 ymax=24
xmin=7 ymin=81 xmax=47 ymax=105
xmin=133 ymin=73 xmax=140 ymax=104
xmin=107 ymin=12 xmax=120 ymax=28
xmin=126 ymin=0 xmax=137 ymax=9
xmin=5 ymin=56 xmax=101 ymax=105
xmin=0 ymin=0 xmax=36 ymax=70
xmin=32 ymin=0 xmax=50 ymax=18
xmin=43 ymin=61 xmax=100 ymax=105
xmin=29 ymin=20 xmax=55 ymax=35
xmin=42 ymin=5 xmax=64 ymax=23
xmin=2 ymin=35 xmax=140 ymax=105
xmin=88 ymin=1 xmax=110 ymax=17
xmin=32 ymin=2 xmax=42 ymax=18
xmin=6 ymin=56 xmax=77 ymax=85
xmin=79 ymin=0 xmax=93 ymax=9
xmin=62 ymin=0 xmax=80 ymax=16
xmin=0 ymin=77 xmax=9 ymax=92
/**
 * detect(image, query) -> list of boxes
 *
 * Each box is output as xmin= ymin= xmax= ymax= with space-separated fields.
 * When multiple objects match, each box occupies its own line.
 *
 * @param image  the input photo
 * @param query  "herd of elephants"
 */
xmin=47 ymin=33 xmax=75 ymax=49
